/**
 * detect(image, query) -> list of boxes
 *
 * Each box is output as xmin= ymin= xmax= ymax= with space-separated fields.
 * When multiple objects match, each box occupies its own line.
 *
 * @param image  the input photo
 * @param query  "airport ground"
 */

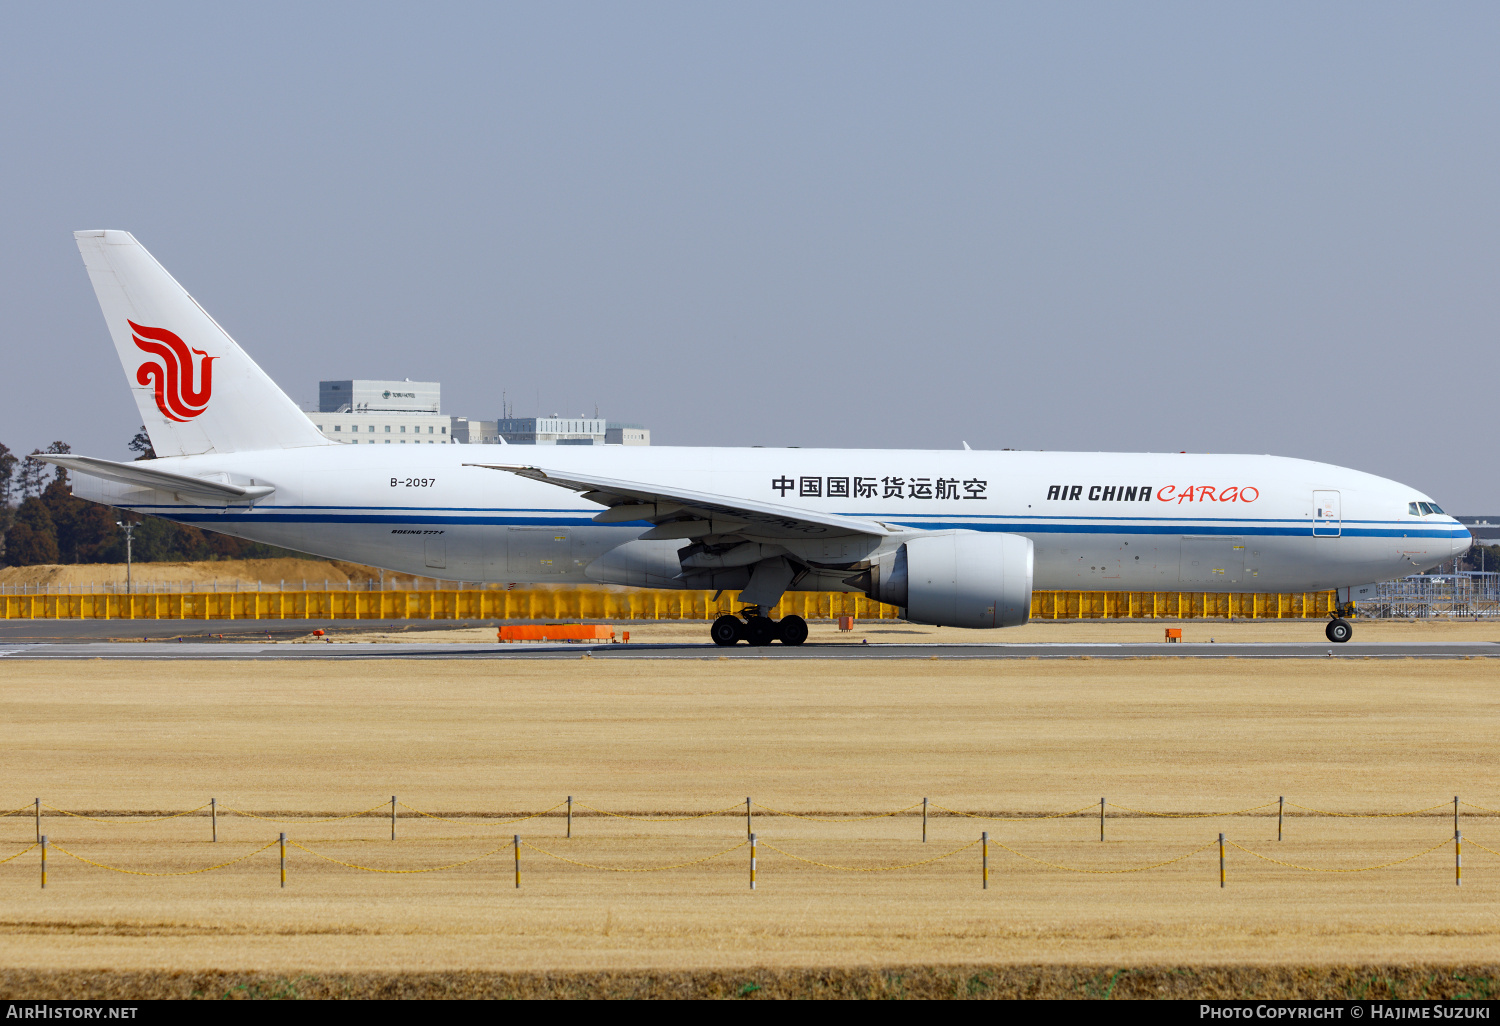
xmin=2 ymin=653 xmax=1500 ymax=998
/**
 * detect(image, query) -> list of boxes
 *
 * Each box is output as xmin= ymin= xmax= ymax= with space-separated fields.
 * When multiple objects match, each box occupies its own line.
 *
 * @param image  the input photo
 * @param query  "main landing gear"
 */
xmin=711 ymin=609 xmax=809 ymax=647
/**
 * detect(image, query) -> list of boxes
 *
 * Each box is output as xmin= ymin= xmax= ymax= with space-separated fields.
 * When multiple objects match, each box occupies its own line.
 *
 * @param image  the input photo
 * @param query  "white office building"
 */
xmin=307 ymin=381 xmax=650 ymax=446
xmin=494 ymin=417 xmax=651 ymax=445
xmin=310 ymin=378 xmax=454 ymax=444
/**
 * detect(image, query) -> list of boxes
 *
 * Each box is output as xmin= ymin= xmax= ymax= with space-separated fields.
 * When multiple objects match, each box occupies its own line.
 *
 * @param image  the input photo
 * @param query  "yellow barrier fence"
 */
xmin=0 ymin=588 xmax=1336 ymax=621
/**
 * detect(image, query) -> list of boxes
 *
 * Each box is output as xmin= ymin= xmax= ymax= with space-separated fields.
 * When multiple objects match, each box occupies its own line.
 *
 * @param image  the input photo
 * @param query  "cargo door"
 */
xmin=1313 ymin=490 xmax=1341 ymax=537
xmin=507 ymin=527 xmax=571 ymax=575
xmin=424 ymin=537 xmax=446 ymax=569
xmin=1180 ymin=537 xmax=1245 ymax=585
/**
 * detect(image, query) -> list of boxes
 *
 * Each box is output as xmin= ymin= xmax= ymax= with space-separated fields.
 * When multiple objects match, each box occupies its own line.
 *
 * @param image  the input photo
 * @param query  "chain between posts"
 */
xmin=287 ymin=839 xmax=516 ymax=874
xmin=1106 ymin=800 xmax=1280 ymax=819
xmin=757 ymin=837 xmax=981 ymax=872
xmin=1225 ymin=837 xmax=1451 ymax=872
xmin=521 ymin=839 xmax=749 ymax=873
xmin=1283 ymin=800 xmax=1452 ymax=819
xmin=753 ymin=800 xmax=926 ymax=823
xmin=394 ymin=799 xmax=568 ymax=827
xmin=39 ymin=802 xmax=213 ymax=824
xmin=0 ymin=842 xmax=39 ymax=864
xmin=1461 ymin=837 xmax=1500 ymax=858
xmin=46 ymin=839 xmax=280 ymax=876
xmin=989 ymin=838 xmax=1219 ymax=875
xmin=927 ymin=801 xmax=1100 ymax=823
xmin=568 ymin=800 xmax=748 ymax=822
xmin=219 ymin=801 xmax=393 ymax=824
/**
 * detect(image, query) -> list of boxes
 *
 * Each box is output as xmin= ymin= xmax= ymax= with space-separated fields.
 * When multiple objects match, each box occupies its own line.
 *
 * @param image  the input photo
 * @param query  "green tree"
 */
xmin=19 ymin=450 xmax=47 ymax=498
xmin=1 ymin=497 xmax=60 ymax=566
xmin=1460 ymin=542 xmax=1500 ymax=574
xmin=40 ymin=480 xmax=119 ymax=564
xmin=0 ymin=442 xmax=17 ymax=508
xmin=0 ymin=442 xmax=17 ymax=562
xmin=127 ymin=427 xmax=155 ymax=461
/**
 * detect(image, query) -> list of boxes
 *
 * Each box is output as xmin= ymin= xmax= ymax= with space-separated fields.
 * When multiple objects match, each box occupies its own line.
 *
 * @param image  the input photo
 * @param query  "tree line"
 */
xmin=0 ymin=429 xmax=295 ymax=567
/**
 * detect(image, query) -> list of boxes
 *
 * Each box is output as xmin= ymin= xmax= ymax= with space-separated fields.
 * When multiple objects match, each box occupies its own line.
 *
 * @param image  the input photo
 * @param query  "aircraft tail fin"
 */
xmin=73 ymin=230 xmax=331 ymax=456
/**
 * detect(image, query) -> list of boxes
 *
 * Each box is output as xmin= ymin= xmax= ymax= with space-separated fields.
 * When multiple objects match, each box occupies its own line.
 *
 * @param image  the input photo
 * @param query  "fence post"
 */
xmin=34 ymin=798 xmax=40 ymax=843
xmin=514 ymin=835 xmax=521 ymax=889
xmin=750 ymin=832 xmax=757 ymax=890
xmin=279 ymin=833 xmax=286 ymax=888
xmin=746 ymin=797 xmax=752 ymax=838
xmin=1219 ymin=833 xmax=1225 ymax=888
xmin=1456 ymin=830 xmax=1462 ymax=888
xmin=40 ymin=835 xmax=47 ymax=889
xmin=922 ymin=797 xmax=928 ymax=843
xmin=982 ymin=831 xmax=989 ymax=890
xmin=391 ymin=796 xmax=397 ymax=841
xmin=1100 ymin=797 xmax=1105 ymax=842
xmin=211 ymin=798 xmax=217 ymax=843
xmin=1278 ymin=796 xmax=1284 ymax=842
xmin=567 ymin=796 xmax=572 ymax=838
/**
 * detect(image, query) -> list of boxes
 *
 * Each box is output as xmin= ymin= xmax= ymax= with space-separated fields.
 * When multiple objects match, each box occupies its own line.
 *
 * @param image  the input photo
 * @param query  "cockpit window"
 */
xmin=1409 ymin=502 xmax=1421 ymax=516
xmin=1428 ymin=503 xmax=1445 ymax=515
xmin=1418 ymin=502 xmax=1435 ymax=516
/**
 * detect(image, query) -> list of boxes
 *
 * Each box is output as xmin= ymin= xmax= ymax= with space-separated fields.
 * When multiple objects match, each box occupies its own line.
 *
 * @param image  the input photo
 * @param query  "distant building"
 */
xmin=1458 ymin=516 xmax=1500 ymax=541
xmin=449 ymin=418 xmax=499 ymax=445
xmin=492 ymin=417 xmax=650 ymax=445
xmin=308 ymin=381 xmax=650 ymax=446
xmin=606 ymin=422 xmax=650 ymax=445
xmin=310 ymin=378 xmax=453 ymax=444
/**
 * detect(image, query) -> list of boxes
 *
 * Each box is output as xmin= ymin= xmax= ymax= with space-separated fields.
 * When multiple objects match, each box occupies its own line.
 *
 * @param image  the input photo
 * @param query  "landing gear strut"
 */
xmin=709 ymin=610 xmax=809 ymax=647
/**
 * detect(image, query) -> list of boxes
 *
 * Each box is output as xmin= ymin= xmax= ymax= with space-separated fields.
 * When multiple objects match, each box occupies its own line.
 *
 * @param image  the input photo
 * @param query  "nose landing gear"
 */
xmin=709 ymin=609 xmax=809 ymax=647
xmin=1325 ymin=613 xmax=1353 ymax=644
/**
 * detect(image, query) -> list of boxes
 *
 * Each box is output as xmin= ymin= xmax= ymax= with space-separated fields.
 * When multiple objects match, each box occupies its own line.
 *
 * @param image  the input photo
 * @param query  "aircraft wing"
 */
xmin=465 ymin=463 xmax=891 ymax=539
xmin=36 ymin=455 xmax=275 ymax=503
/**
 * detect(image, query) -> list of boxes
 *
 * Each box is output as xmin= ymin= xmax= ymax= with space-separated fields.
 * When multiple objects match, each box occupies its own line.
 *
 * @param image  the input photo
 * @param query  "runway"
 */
xmin=1 ymin=640 xmax=1495 ymax=660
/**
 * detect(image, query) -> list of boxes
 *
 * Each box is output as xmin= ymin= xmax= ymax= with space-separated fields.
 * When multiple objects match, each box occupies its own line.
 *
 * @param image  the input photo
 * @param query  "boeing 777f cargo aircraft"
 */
xmin=43 ymin=231 xmax=1471 ymax=646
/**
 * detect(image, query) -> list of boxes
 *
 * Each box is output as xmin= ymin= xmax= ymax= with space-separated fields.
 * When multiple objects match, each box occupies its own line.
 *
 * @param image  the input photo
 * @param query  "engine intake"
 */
xmin=855 ymin=531 xmax=1033 ymax=629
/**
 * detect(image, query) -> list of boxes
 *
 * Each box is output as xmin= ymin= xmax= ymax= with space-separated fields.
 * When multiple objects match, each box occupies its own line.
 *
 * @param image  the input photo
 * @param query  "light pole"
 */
xmin=115 ymin=520 xmax=135 ymax=594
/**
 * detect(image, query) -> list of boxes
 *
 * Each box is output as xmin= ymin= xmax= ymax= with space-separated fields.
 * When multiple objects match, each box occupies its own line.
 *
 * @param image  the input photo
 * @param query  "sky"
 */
xmin=2 ymin=3 xmax=1497 ymax=508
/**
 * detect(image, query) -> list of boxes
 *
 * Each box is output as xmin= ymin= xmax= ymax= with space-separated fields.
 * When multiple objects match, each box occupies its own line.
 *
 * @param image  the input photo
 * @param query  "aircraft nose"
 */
xmin=1453 ymin=526 xmax=1473 ymax=557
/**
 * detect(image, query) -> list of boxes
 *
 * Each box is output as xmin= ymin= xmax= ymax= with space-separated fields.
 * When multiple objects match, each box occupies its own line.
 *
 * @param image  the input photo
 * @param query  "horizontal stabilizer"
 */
xmin=37 ymin=455 xmax=274 ymax=504
xmin=464 ymin=463 xmax=890 ymax=540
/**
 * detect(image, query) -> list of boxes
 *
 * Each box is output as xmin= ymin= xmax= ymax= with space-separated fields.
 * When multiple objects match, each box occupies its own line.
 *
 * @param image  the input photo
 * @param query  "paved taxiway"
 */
xmin=1 ymin=640 xmax=1494 ymax=659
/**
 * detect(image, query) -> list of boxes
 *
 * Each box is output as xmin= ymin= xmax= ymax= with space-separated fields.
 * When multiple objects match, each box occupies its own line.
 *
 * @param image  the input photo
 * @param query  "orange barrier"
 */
xmin=498 ymin=624 xmax=615 ymax=643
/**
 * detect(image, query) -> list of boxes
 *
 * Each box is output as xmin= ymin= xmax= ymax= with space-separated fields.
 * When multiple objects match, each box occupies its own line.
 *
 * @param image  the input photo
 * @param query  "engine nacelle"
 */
xmin=863 ymin=531 xmax=1033 ymax=629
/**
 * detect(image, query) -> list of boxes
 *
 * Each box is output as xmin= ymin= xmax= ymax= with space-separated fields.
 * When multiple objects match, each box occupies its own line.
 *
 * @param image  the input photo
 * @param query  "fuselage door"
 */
xmin=1313 ymin=490 xmax=1341 ymax=537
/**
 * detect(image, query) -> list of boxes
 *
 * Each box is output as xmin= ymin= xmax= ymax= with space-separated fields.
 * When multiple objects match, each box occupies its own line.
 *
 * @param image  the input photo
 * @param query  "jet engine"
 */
xmin=853 ymin=531 xmax=1033 ymax=629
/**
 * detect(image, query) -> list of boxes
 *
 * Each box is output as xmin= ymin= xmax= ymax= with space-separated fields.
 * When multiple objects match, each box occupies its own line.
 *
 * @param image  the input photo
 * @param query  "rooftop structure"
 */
xmin=320 ymin=379 xmax=440 ymax=414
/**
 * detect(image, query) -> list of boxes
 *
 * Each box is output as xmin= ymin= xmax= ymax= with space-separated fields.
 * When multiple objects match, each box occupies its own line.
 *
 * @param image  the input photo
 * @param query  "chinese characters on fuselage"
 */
xmin=772 ymin=476 xmax=988 ymax=500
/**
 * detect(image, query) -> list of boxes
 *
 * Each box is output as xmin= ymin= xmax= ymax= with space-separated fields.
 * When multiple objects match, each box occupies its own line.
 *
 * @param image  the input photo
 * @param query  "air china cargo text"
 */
xmin=1047 ymin=485 xmax=1260 ymax=503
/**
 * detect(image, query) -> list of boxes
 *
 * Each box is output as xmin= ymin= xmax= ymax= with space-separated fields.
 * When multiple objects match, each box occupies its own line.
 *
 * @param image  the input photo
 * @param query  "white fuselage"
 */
xmin=74 ymin=445 xmax=1471 ymax=593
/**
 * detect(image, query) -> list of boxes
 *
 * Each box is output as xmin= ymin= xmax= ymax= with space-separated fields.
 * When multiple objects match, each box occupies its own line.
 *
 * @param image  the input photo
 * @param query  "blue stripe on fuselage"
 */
xmin=125 ymin=505 xmax=1468 ymax=540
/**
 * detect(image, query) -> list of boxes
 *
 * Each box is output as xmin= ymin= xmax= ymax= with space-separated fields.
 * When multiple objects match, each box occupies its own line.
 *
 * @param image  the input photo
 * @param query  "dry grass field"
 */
xmin=1 ymin=656 xmax=1499 ymax=995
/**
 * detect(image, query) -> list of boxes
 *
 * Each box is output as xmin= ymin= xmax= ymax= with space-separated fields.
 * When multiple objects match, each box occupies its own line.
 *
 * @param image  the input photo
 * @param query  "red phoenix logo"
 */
xmin=130 ymin=321 xmax=215 ymax=422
